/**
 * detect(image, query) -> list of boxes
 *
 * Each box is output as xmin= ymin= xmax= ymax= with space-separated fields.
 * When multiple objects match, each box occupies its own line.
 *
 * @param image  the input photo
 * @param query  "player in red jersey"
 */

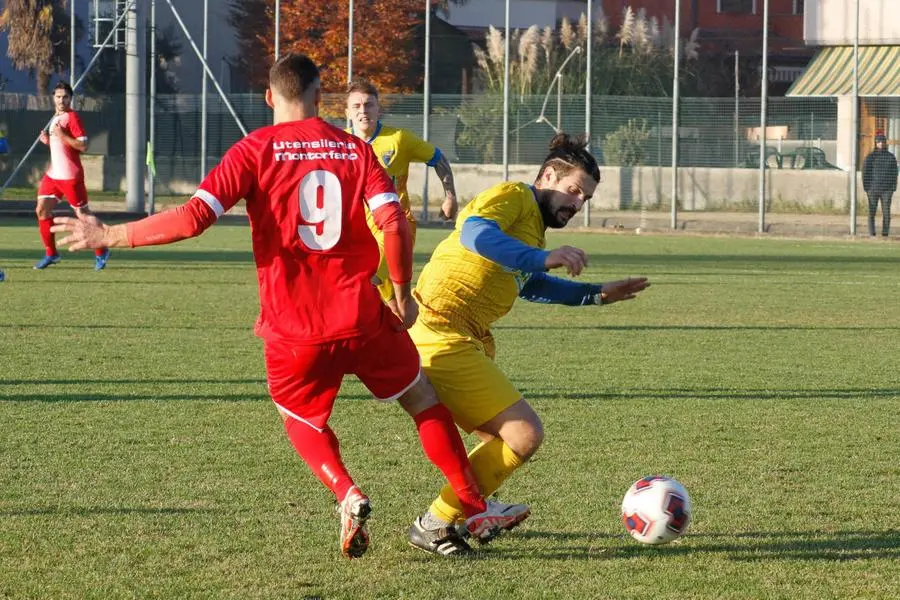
xmin=51 ymin=53 xmax=528 ymax=559
xmin=34 ymin=82 xmax=110 ymax=271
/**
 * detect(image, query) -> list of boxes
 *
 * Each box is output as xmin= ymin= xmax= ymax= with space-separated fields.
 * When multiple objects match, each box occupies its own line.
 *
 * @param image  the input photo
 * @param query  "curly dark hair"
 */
xmin=536 ymin=133 xmax=600 ymax=183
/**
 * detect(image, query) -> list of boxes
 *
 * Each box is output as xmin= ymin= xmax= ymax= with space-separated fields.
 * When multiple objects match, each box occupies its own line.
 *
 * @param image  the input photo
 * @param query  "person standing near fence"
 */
xmin=345 ymin=81 xmax=458 ymax=310
xmin=862 ymin=130 xmax=898 ymax=238
xmin=34 ymin=82 xmax=110 ymax=270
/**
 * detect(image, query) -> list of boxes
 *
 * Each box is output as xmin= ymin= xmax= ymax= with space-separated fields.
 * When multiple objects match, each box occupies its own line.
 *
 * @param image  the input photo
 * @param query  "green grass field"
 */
xmin=1 ymin=221 xmax=899 ymax=599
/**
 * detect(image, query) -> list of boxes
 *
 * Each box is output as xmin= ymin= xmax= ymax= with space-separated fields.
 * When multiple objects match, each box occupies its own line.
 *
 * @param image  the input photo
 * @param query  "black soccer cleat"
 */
xmin=408 ymin=516 xmax=474 ymax=557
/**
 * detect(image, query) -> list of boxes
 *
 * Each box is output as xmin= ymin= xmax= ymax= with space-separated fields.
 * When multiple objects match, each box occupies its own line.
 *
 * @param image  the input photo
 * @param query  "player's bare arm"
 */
xmin=597 ymin=277 xmax=650 ymax=304
xmin=39 ymin=129 xmax=49 ymax=145
xmin=432 ymin=154 xmax=458 ymax=220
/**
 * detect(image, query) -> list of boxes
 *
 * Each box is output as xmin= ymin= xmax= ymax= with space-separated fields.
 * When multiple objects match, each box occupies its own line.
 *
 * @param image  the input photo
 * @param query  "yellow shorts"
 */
xmin=370 ymin=212 xmax=417 ymax=302
xmin=409 ymin=318 xmax=521 ymax=433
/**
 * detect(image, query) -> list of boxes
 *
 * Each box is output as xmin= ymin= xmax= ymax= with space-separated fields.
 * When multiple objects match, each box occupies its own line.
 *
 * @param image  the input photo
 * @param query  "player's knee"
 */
xmin=504 ymin=418 xmax=544 ymax=460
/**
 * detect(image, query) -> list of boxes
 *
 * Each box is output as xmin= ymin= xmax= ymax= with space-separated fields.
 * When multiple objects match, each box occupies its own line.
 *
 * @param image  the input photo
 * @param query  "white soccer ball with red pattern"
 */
xmin=621 ymin=476 xmax=691 ymax=545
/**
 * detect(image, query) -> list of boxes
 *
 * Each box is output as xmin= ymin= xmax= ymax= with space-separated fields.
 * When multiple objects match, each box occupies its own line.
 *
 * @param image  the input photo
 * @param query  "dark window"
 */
xmin=719 ymin=0 xmax=754 ymax=14
xmin=794 ymin=0 xmax=805 ymax=15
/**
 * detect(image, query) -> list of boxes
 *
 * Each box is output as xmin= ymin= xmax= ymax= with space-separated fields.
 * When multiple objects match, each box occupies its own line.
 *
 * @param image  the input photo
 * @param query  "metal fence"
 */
xmin=0 ymin=92 xmax=870 ymax=222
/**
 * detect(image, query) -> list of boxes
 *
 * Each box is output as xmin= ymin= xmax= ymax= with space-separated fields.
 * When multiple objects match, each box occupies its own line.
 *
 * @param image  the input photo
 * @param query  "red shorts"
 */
xmin=265 ymin=311 xmax=422 ymax=431
xmin=38 ymin=175 xmax=88 ymax=209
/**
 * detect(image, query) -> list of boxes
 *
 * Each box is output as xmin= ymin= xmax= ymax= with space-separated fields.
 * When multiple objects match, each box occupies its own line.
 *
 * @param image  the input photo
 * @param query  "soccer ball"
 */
xmin=621 ymin=476 xmax=691 ymax=545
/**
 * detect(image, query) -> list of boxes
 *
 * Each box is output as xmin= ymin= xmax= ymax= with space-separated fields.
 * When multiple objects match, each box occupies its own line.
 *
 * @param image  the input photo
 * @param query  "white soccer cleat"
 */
xmin=338 ymin=487 xmax=371 ymax=559
xmin=464 ymin=499 xmax=531 ymax=543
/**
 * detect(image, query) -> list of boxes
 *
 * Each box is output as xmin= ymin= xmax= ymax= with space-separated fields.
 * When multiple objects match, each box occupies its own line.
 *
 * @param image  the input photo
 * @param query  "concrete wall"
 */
xmin=405 ymin=162 xmax=885 ymax=212
xmin=11 ymin=156 xmax=894 ymax=214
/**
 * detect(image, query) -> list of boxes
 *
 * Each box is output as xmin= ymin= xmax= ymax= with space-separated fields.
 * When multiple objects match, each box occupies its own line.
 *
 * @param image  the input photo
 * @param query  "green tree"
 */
xmin=0 ymin=0 xmax=83 ymax=93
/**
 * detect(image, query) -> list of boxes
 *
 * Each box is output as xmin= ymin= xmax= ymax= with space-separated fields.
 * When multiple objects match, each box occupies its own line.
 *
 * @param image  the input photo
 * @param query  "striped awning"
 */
xmin=787 ymin=46 xmax=900 ymax=97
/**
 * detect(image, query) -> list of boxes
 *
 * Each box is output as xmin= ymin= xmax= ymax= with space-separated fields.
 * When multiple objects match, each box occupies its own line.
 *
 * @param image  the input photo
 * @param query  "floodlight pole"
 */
xmin=148 ymin=0 xmax=157 ymax=215
xmin=125 ymin=0 xmax=147 ymax=213
xmin=849 ymin=0 xmax=860 ymax=235
xmin=758 ymin=0 xmax=769 ymax=233
xmin=201 ymin=0 xmax=208 ymax=178
xmin=422 ymin=0 xmax=431 ymax=222
xmin=348 ymin=0 xmax=354 ymax=83
xmin=584 ymin=0 xmax=592 ymax=227
xmin=670 ymin=0 xmax=680 ymax=230
xmin=502 ymin=0 xmax=510 ymax=180
xmin=70 ymin=0 xmax=77 ymax=86
xmin=275 ymin=0 xmax=280 ymax=60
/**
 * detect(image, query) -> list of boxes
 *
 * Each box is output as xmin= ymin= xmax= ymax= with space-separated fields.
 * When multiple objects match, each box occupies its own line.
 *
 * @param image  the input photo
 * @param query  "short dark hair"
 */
xmin=54 ymin=81 xmax=74 ymax=96
xmin=347 ymin=80 xmax=379 ymax=98
xmin=269 ymin=53 xmax=320 ymax=101
xmin=536 ymin=133 xmax=600 ymax=183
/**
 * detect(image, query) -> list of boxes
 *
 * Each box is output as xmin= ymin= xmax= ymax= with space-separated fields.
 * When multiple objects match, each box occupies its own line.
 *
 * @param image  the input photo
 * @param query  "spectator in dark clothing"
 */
xmin=862 ymin=130 xmax=898 ymax=237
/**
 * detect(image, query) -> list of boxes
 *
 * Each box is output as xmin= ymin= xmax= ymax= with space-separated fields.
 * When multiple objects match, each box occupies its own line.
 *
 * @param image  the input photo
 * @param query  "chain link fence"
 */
xmin=0 ymin=92 xmax=876 ymax=220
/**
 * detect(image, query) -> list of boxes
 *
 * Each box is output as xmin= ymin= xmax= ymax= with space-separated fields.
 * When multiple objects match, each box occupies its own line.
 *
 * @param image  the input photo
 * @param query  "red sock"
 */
xmin=94 ymin=248 xmax=106 ymax=257
xmin=284 ymin=418 xmax=355 ymax=502
xmin=38 ymin=218 xmax=56 ymax=256
xmin=413 ymin=404 xmax=486 ymax=518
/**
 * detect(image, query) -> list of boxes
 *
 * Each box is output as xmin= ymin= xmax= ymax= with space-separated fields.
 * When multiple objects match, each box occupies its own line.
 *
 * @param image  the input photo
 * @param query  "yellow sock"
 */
xmin=428 ymin=437 xmax=524 ymax=524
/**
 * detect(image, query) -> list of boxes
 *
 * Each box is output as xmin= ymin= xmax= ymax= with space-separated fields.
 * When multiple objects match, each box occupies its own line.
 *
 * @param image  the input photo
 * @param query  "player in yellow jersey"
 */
xmin=405 ymin=133 xmax=651 ymax=555
xmin=346 ymin=81 xmax=458 ymax=308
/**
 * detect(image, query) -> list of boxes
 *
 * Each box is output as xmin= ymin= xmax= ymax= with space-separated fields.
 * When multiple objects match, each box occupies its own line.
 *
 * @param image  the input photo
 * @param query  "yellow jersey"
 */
xmin=414 ymin=182 xmax=545 ymax=337
xmin=347 ymin=121 xmax=441 ymax=218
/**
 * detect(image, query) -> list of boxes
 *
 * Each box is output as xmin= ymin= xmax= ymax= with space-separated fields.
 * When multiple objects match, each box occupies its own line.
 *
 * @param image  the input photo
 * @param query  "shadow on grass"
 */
xmin=489 ymin=529 xmax=900 ymax=562
xmin=0 ymin=506 xmax=218 ymax=517
xmin=3 ymin=323 xmax=252 ymax=331
xmin=0 ymin=247 xmax=437 ymax=265
xmin=496 ymin=324 xmax=900 ymax=332
xmin=521 ymin=387 xmax=900 ymax=401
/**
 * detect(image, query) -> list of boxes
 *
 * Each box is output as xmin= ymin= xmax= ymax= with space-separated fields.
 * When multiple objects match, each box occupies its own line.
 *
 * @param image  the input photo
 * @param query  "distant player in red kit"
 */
xmin=52 ymin=53 xmax=527 ymax=559
xmin=34 ymin=82 xmax=110 ymax=271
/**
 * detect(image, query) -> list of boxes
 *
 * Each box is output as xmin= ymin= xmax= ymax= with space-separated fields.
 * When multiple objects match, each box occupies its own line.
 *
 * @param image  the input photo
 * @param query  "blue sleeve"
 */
xmin=460 ymin=216 xmax=549 ymax=273
xmin=426 ymin=147 xmax=442 ymax=167
xmin=518 ymin=271 xmax=602 ymax=306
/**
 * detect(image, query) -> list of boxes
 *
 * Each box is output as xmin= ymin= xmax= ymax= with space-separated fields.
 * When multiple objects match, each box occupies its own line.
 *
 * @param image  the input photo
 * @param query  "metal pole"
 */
xmin=670 ymin=0 xmax=680 ymax=229
xmin=348 ymin=0 xmax=354 ymax=83
xmin=584 ymin=0 xmax=592 ymax=227
xmin=502 ymin=0 xmax=509 ymax=180
xmin=422 ymin=0 xmax=431 ymax=222
xmin=758 ymin=0 xmax=769 ymax=233
xmin=557 ymin=74 xmax=562 ymax=130
xmin=201 ymin=0 xmax=208 ymax=178
xmin=274 ymin=0 xmax=280 ymax=60
xmin=70 ymin=0 xmax=76 ymax=85
xmin=125 ymin=0 xmax=147 ymax=213
xmin=1 ymin=0 xmax=136 ymax=196
xmin=149 ymin=0 xmax=157 ymax=215
xmin=734 ymin=50 xmax=740 ymax=167
xmin=164 ymin=0 xmax=248 ymax=136
xmin=850 ymin=0 xmax=859 ymax=235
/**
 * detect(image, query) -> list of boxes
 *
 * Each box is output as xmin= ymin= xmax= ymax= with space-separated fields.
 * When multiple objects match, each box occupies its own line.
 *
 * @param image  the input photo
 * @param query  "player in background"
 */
xmin=51 ymin=53 xmax=527 ymax=559
xmin=34 ymin=82 xmax=110 ymax=271
xmin=406 ymin=133 xmax=651 ymax=555
xmin=346 ymin=81 xmax=458 ymax=309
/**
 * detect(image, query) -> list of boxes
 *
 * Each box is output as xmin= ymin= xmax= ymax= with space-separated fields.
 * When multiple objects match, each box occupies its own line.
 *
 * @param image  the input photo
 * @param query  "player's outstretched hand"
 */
xmin=440 ymin=194 xmax=458 ymax=221
xmin=50 ymin=214 xmax=108 ymax=251
xmin=545 ymin=245 xmax=588 ymax=276
xmin=598 ymin=277 xmax=650 ymax=305
xmin=392 ymin=294 xmax=420 ymax=331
